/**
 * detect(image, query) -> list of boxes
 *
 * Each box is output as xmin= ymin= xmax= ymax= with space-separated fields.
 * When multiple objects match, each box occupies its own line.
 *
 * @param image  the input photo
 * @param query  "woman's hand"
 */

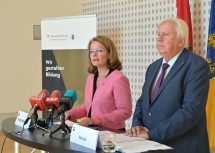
xmin=78 ymin=117 xmax=94 ymax=126
xmin=60 ymin=110 xmax=71 ymax=120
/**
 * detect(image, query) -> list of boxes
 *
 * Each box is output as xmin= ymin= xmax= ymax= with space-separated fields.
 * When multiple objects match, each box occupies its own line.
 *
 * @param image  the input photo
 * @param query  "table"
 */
xmin=1 ymin=117 xmax=102 ymax=153
xmin=1 ymin=117 xmax=184 ymax=153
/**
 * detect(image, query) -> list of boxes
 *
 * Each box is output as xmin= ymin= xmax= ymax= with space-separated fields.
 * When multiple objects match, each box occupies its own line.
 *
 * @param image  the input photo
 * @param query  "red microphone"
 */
xmin=45 ymin=90 xmax=61 ymax=125
xmin=45 ymin=90 xmax=61 ymax=109
xmin=24 ymin=89 xmax=49 ymax=125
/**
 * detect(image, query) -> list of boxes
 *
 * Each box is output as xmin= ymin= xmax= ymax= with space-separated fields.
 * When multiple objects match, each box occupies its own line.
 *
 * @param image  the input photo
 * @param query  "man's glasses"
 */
xmin=89 ymin=48 xmax=105 ymax=54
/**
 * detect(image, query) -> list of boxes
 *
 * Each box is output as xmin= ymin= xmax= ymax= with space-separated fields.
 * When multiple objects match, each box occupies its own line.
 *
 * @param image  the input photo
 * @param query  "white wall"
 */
xmin=82 ymin=0 xmax=211 ymax=127
xmin=0 ymin=0 xmax=83 ymax=113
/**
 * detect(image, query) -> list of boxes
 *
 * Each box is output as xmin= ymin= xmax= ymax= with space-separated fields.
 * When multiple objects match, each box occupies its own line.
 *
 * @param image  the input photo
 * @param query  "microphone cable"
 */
xmin=0 ymin=124 xmax=35 ymax=153
xmin=1 ymin=132 xmax=17 ymax=153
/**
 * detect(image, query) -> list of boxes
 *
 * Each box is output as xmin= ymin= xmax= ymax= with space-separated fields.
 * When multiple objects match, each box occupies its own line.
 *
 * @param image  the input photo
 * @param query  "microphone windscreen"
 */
xmin=56 ymin=90 xmax=77 ymax=117
xmin=45 ymin=90 xmax=61 ymax=108
xmin=37 ymin=89 xmax=49 ymax=99
xmin=29 ymin=97 xmax=46 ymax=111
xmin=29 ymin=89 xmax=49 ymax=111
xmin=37 ymin=100 xmax=46 ymax=111
xmin=50 ymin=90 xmax=61 ymax=98
xmin=64 ymin=90 xmax=77 ymax=103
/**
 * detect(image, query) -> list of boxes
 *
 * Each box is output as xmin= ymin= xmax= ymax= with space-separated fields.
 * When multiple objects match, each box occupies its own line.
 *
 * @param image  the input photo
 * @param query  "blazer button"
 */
xmin=148 ymin=112 xmax=152 ymax=116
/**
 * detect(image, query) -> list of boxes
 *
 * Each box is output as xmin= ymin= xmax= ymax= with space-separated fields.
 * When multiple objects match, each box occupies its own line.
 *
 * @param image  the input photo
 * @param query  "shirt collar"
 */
xmin=162 ymin=49 xmax=183 ymax=67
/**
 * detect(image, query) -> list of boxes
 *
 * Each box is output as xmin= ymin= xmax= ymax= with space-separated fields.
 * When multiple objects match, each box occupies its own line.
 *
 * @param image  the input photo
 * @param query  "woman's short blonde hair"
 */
xmin=87 ymin=35 xmax=122 ymax=73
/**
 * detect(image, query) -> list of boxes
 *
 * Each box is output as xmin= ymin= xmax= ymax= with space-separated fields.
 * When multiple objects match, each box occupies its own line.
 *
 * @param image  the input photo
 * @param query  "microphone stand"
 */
xmin=29 ymin=111 xmax=50 ymax=134
xmin=28 ymin=111 xmax=38 ymax=131
xmin=49 ymin=108 xmax=71 ymax=137
xmin=42 ymin=111 xmax=54 ymax=136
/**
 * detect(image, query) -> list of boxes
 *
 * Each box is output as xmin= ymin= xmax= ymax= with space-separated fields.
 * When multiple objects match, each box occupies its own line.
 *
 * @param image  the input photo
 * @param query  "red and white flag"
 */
xmin=176 ymin=0 xmax=193 ymax=51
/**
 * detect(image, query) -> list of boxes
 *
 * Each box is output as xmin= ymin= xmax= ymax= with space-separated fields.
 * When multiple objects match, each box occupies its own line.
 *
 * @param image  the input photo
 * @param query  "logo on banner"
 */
xmin=46 ymin=34 xmax=75 ymax=41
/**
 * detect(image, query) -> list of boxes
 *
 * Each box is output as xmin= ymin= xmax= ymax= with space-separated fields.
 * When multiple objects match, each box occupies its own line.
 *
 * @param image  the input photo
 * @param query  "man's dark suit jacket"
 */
xmin=132 ymin=48 xmax=210 ymax=153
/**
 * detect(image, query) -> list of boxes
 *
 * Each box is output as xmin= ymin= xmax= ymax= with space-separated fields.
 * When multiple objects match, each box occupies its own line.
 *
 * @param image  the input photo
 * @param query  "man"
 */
xmin=126 ymin=18 xmax=210 ymax=153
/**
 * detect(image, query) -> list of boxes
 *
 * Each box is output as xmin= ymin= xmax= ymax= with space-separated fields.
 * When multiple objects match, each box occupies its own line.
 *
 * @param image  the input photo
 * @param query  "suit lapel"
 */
xmin=147 ymin=60 xmax=162 ymax=105
xmin=150 ymin=49 xmax=190 ymax=104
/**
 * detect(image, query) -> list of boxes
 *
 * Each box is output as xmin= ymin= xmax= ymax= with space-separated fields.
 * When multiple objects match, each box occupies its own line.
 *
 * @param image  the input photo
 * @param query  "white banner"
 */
xmin=41 ymin=15 xmax=97 ymax=50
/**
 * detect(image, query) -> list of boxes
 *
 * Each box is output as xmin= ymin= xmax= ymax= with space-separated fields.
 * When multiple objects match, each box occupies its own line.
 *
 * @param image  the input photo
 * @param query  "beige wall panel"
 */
xmin=0 ymin=0 xmax=83 ymax=113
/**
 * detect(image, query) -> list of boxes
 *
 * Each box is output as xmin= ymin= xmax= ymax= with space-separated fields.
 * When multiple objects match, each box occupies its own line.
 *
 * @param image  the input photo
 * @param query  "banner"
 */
xmin=206 ymin=0 xmax=215 ymax=152
xmin=41 ymin=15 xmax=97 ymax=50
xmin=176 ymin=0 xmax=193 ymax=51
xmin=41 ymin=15 xmax=96 ymax=108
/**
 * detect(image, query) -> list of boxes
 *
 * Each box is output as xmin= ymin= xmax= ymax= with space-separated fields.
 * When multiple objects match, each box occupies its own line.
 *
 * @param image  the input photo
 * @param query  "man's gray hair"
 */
xmin=158 ymin=18 xmax=189 ymax=48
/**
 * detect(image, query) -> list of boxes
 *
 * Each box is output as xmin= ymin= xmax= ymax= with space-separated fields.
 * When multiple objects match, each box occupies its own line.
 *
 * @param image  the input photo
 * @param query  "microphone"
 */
xmin=45 ymin=90 xmax=61 ymax=125
xmin=24 ymin=89 xmax=49 ymax=125
xmin=56 ymin=90 xmax=77 ymax=117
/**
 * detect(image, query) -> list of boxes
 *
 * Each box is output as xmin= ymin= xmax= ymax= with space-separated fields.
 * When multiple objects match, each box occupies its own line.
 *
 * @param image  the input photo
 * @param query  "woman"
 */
xmin=64 ymin=35 xmax=132 ymax=130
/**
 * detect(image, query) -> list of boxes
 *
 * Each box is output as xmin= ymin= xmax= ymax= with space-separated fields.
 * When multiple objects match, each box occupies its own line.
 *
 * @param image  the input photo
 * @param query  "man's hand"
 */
xmin=125 ymin=126 xmax=149 ymax=139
